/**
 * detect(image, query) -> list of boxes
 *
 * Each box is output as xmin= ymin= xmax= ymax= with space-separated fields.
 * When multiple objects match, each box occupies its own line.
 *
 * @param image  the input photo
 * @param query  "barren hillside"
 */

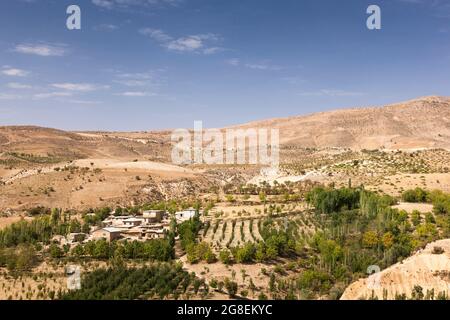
xmin=341 ymin=239 xmax=450 ymax=300
xmin=233 ymin=96 xmax=450 ymax=150
xmin=0 ymin=126 xmax=173 ymax=163
xmin=1 ymin=96 xmax=450 ymax=212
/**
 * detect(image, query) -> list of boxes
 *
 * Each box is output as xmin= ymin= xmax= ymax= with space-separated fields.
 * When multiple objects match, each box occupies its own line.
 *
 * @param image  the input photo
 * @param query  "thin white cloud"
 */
xmin=93 ymin=24 xmax=119 ymax=31
xmin=281 ymin=76 xmax=306 ymax=85
xmin=202 ymin=47 xmax=223 ymax=55
xmin=114 ymin=70 xmax=166 ymax=89
xmin=51 ymin=83 xmax=110 ymax=92
xmin=33 ymin=92 xmax=73 ymax=99
xmin=116 ymin=72 xmax=154 ymax=80
xmin=65 ymin=99 xmax=103 ymax=105
xmin=298 ymin=89 xmax=364 ymax=97
xmin=226 ymin=59 xmax=283 ymax=71
xmin=397 ymin=0 xmax=450 ymax=18
xmin=398 ymin=0 xmax=424 ymax=3
xmin=114 ymin=79 xmax=148 ymax=87
xmin=1 ymin=67 xmax=29 ymax=77
xmin=92 ymin=0 xmax=181 ymax=10
xmin=115 ymin=91 xmax=157 ymax=97
xmin=139 ymin=28 xmax=173 ymax=42
xmin=140 ymin=28 xmax=222 ymax=54
xmin=14 ymin=43 xmax=67 ymax=57
xmin=0 ymin=93 xmax=23 ymax=100
xmin=226 ymin=58 xmax=240 ymax=66
xmin=92 ymin=0 xmax=115 ymax=9
xmin=244 ymin=63 xmax=282 ymax=71
xmin=7 ymin=82 xmax=32 ymax=89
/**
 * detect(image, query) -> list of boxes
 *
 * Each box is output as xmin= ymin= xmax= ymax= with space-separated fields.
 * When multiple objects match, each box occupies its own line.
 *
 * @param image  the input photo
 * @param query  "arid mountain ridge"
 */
xmin=1 ymin=96 xmax=449 ymax=160
xmin=232 ymin=96 xmax=450 ymax=150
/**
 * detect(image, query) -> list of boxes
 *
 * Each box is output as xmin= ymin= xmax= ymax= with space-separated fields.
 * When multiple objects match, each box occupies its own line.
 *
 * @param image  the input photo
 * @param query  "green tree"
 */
xmin=219 ymin=249 xmax=232 ymax=265
xmin=224 ymin=278 xmax=238 ymax=297
xmin=49 ymin=244 xmax=63 ymax=259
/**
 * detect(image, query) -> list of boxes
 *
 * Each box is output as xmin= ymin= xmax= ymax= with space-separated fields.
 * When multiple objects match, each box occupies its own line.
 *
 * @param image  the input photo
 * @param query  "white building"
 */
xmin=175 ymin=209 xmax=198 ymax=222
xmin=92 ymin=227 xmax=122 ymax=242
xmin=103 ymin=215 xmax=133 ymax=226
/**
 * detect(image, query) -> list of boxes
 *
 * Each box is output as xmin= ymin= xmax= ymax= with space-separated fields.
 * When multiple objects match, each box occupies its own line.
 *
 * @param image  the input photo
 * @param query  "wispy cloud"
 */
xmin=64 ymin=99 xmax=103 ymax=105
xmin=298 ymin=89 xmax=364 ymax=97
xmin=398 ymin=0 xmax=425 ymax=3
xmin=14 ymin=43 xmax=67 ymax=57
xmin=225 ymin=58 xmax=240 ymax=66
xmin=201 ymin=47 xmax=223 ymax=55
xmin=115 ymin=91 xmax=157 ymax=97
xmin=51 ymin=83 xmax=110 ymax=92
xmin=93 ymin=24 xmax=119 ymax=31
xmin=140 ymin=28 xmax=223 ymax=54
xmin=1 ymin=66 xmax=29 ymax=77
xmin=33 ymin=92 xmax=73 ymax=99
xmin=7 ymin=82 xmax=32 ymax=89
xmin=281 ymin=76 xmax=306 ymax=85
xmin=114 ymin=79 xmax=149 ymax=87
xmin=244 ymin=63 xmax=282 ymax=71
xmin=116 ymin=72 xmax=155 ymax=79
xmin=226 ymin=59 xmax=283 ymax=71
xmin=113 ymin=70 xmax=167 ymax=91
xmin=139 ymin=28 xmax=172 ymax=42
xmin=92 ymin=0 xmax=181 ymax=10
xmin=398 ymin=0 xmax=450 ymax=18
xmin=0 ymin=93 xmax=23 ymax=100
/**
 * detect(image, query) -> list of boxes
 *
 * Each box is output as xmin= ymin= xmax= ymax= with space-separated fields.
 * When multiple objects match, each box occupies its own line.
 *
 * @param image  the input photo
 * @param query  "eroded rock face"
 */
xmin=341 ymin=239 xmax=450 ymax=300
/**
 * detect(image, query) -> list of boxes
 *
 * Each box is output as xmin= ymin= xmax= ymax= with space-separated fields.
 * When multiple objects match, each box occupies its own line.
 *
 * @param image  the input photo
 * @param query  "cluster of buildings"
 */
xmin=91 ymin=208 xmax=198 ymax=242
xmin=51 ymin=208 xmax=199 ymax=245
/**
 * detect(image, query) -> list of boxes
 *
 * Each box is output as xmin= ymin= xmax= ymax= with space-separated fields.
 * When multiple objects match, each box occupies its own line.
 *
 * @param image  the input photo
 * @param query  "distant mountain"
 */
xmin=1 ymin=96 xmax=449 ymax=156
xmin=0 ymin=126 xmax=172 ymax=161
xmin=232 ymin=96 xmax=450 ymax=150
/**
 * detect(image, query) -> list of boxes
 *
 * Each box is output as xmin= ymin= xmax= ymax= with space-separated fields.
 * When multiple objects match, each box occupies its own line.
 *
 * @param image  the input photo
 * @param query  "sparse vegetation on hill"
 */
xmin=1 ymin=96 xmax=450 ymax=300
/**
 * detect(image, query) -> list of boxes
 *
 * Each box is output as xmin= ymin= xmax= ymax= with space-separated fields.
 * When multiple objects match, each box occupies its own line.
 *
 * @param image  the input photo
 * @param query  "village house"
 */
xmin=93 ymin=210 xmax=171 ymax=242
xmin=103 ymin=215 xmax=134 ymax=226
xmin=91 ymin=227 xmax=122 ymax=242
xmin=122 ymin=218 xmax=143 ymax=227
xmin=147 ymin=229 xmax=166 ymax=239
xmin=175 ymin=208 xmax=198 ymax=222
xmin=143 ymin=210 xmax=165 ymax=223
xmin=122 ymin=227 xmax=146 ymax=240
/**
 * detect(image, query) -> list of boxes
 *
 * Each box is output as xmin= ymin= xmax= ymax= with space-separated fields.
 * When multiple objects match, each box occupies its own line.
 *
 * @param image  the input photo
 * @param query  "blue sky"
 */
xmin=0 ymin=0 xmax=449 ymax=130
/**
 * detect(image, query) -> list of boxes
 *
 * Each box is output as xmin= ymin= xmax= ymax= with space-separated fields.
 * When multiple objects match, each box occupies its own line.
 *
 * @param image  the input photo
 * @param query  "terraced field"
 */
xmin=200 ymin=210 xmax=320 ymax=252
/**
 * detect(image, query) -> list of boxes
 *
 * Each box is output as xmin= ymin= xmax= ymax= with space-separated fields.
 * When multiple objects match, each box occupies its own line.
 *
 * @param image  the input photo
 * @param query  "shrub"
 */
xmin=401 ymin=188 xmax=428 ymax=203
xmin=432 ymin=246 xmax=445 ymax=254
xmin=219 ymin=249 xmax=232 ymax=265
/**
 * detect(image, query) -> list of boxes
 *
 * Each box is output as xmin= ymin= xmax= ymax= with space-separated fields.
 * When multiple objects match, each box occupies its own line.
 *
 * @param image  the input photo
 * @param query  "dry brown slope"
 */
xmin=0 ymin=126 xmax=172 ymax=161
xmin=341 ymin=239 xmax=450 ymax=300
xmin=2 ymin=96 xmax=450 ymax=158
xmin=231 ymin=96 xmax=450 ymax=150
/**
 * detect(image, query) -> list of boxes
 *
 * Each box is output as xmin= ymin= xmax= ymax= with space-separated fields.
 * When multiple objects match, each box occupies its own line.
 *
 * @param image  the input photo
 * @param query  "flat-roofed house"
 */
xmin=175 ymin=208 xmax=197 ymax=222
xmin=92 ymin=227 xmax=122 ymax=242
xmin=143 ymin=210 xmax=165 ymax=223
xmin=123 ymin=218 xmax=144 ymax=227
xmin=147 ymin=229 xmax=166 ymax=239
xmin=106 ymin=215 xmax=134 ymax=226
